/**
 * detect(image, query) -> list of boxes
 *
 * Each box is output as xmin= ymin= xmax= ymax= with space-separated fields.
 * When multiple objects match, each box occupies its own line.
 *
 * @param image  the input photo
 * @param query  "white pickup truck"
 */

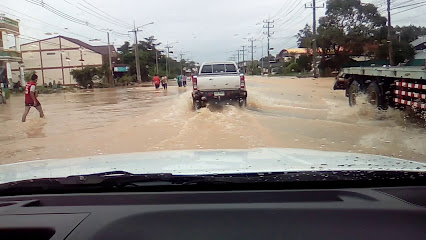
xmin=192 ymin=62 xmax=247 ymax=109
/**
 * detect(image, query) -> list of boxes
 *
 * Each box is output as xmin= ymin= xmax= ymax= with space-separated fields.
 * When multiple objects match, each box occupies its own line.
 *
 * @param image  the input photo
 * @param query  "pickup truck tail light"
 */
xmin=240 ymin=75 xmax=245 ymax=90
xmin=193 ymin=76 xmax=198 ymax=90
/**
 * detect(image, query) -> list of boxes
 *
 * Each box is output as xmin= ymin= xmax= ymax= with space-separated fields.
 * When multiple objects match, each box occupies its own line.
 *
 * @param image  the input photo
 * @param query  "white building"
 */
xmin=11 ymin=35 xmax=116 ymax=86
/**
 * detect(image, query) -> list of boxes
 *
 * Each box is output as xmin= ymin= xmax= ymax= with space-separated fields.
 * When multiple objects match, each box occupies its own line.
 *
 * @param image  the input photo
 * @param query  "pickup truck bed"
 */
xmin=197 ymin=73 xmax=241 ymax=91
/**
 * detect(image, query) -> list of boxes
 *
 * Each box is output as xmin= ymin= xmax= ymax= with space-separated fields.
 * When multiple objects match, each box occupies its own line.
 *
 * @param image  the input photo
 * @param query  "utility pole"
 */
xmin=105 ymin=30 xmax=113 ymax=85
xmin=237 ymin=50 xmax=240 ymax=67
xmin=239 ymin=49 xmax=244 ymax=72
xmin=129 ymin=21 xmax=154 ymax=83
xmin=261 ymin=39 xmax=264 ymax=75
xmin=165 ymin=42 xmax=174 ymax=77
xmin=179 ymin=53 xmax=185 ymax=76
xmin=387 ymin=0 xmax=394 ymax=66
xmin=248 ymin=38 xmax=256 ymax=75
xmin=305 ymin=0 xmax=324 ymax=78
xmin=241 ymin=46 xmax=246 ymax=73
xmin=263 ymin=19 xmax=274 ymax=74
xmin=130 ymin=22 xmax=142 ymax=83
xmin=150 ymin=39 xmax=160 ymax=75
xmin=241 ymin=46 xmax=246 ymax=63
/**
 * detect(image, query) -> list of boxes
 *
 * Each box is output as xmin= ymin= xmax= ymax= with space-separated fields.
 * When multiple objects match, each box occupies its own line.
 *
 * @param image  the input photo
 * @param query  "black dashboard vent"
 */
xmin=0 ymin=228 xmax=55 ymax=240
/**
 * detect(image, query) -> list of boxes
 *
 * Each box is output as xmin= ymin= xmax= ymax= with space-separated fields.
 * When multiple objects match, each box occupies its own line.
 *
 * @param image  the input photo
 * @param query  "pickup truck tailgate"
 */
xmin=197 ymin=74 xmax=241 ymax=91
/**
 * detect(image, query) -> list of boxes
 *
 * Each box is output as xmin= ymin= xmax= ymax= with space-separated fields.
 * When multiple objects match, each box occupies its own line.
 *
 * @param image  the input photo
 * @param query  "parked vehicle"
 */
xmin=192 ymin=62 xmax=247 ymax=109
xmin=334 ymin=66 xmax=426 ymax=116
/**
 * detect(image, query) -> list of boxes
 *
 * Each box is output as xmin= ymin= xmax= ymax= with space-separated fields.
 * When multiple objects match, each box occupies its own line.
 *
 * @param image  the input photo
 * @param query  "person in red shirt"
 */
xmin=22 ymin=74 xmax=45 ymax=122
xmin=152 ymin=74 xmax=161 ymax=89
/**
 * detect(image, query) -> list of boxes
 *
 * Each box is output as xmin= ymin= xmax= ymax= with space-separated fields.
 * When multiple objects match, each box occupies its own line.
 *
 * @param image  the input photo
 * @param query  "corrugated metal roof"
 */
xmin=20 ymin=35 xmax=116 ymax=57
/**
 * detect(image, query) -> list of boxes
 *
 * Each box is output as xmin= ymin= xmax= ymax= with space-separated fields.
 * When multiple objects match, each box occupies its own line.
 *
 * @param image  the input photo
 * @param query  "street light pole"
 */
xmin=179 ymin=53 xmax=185 ymax=76
xmin=165 ymin=42 xmax=174 ymax=77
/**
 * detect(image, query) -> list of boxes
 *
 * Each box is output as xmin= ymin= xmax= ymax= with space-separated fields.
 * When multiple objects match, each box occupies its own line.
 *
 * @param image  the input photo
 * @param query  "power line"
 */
xmin=25 ymin=0 xmax=117 ymax=35
xmin=81 ymin=0 xmax=132 ymax=28
xmin=274 ymin=6 xmax=307 ymax=31
xmin=272 ymin=0 xmax=301 ymax=21
xmin=393 ymin=12 xmax=425 ymax=22
xmin=26 ymin=0 xmax=96 ymax=27
xmin=62 ymin=0 xmax=129 ymax=29
xmin=0 ymin=5 xmax=115 ymax=44
xmin=393 ymin=2 xmax=426 ymax=14
xmin=393 ymin=1 xmax=426 ymax=10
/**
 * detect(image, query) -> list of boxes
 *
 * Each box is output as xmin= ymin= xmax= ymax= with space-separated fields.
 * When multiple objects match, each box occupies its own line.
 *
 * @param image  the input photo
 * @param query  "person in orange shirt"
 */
xmin=152 ymin=74 xmax=161 ymax=89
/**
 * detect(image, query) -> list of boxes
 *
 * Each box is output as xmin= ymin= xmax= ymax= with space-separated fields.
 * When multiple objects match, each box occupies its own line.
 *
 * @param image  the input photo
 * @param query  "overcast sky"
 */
xmin=1 ymin=0 xmax=425 ymax=63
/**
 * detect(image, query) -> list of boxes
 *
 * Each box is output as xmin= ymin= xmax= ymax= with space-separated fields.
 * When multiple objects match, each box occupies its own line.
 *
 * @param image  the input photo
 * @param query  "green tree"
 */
xmin=285 ymin=63 xmax=301 ymax=73
xmin=375 ymin=40 xmax=415 ymax=65
xmin=296 ymin=55 xmax=313 ymax=71
xmin=116 ymin=36 xmax=184 ymax=81
xmin=394 ymin=25 xmax=426 ymax=43
xmin=296 ymin=24 xmax=314 ymax=48
xmin=317 ymin=0 xmax=386 ymax=56
xmin=70 ymin=67 xmax=105 ymax=87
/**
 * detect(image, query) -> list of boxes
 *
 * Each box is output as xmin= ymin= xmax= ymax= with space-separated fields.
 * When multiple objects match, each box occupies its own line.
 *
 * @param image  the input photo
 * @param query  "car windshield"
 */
xmin=0 ymin=0 xmax=425 ymax=186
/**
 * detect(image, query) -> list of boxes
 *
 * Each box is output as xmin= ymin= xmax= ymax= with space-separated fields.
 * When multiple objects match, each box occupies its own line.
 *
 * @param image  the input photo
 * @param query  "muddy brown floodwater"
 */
xmin=0 ymin=76 xmax=425 ymax=165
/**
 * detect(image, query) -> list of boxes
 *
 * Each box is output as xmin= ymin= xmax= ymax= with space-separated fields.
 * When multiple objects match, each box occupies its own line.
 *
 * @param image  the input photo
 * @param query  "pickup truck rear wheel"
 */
xmin=239 ymin=98 xmax=247 ymax=108
xmin=348 ymin=80 xmax=361 ymax=107
xmin=193 ymin=100 xmax=201 ymax=110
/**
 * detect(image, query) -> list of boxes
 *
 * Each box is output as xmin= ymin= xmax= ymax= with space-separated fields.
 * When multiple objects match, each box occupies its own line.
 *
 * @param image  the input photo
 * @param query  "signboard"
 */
xmin=114 ymin=66 xmax=129 ymax=72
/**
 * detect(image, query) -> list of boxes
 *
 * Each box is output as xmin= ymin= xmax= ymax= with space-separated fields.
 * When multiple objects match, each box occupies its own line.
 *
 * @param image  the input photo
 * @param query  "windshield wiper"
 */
xmin=0 ymin=170 xmax=425 ymax=196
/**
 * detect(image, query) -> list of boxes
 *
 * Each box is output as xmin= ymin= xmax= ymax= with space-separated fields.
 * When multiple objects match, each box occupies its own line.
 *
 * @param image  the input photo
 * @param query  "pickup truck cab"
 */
xmin=192 ymin=61 xmax=247 ymax=109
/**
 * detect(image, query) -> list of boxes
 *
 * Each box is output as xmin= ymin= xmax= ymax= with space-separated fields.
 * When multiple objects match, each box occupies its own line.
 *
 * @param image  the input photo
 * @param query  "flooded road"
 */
xmin=0 ymin=76 xmax=425 ymax=164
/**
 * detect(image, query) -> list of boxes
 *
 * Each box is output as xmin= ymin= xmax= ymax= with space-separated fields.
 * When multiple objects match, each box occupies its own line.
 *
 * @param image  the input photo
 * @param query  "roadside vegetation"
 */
xmin=296 ymin=0 xmax=425 ymax=76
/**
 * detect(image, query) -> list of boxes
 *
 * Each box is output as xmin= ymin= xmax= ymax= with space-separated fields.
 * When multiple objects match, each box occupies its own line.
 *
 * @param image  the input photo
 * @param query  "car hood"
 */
xmin=0 ymin=148 xmax=425 ymax=184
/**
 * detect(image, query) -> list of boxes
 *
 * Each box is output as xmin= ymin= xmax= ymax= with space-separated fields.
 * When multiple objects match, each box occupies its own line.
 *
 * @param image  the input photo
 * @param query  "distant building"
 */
xmin=410 ymin=36 xmax=426 ymax=60
xmin=277 ymin=48 xmax=312 ymax=62
xmin=11 ymin=35 xmax=117 ymax=85
xmin=0 ymin=15 xmax=23 ymax=87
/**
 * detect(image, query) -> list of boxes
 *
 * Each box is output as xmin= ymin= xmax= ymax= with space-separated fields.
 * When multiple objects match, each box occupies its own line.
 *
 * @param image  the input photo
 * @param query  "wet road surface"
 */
xmin=0 ymin=76 xmax=425 ymax=164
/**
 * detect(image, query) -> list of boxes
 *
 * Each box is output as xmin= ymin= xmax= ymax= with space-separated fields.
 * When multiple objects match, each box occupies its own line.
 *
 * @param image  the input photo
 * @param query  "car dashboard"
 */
xmin=0 ymin=186 xmax=425 ymax=240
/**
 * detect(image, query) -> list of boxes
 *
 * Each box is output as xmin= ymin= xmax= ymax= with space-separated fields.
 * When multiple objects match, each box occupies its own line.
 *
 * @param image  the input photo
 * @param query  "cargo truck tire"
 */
xmin=367 ymin=82 xmax=385 ymax=109
xmin=348 ymin=80 xmax=361 ymax=107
